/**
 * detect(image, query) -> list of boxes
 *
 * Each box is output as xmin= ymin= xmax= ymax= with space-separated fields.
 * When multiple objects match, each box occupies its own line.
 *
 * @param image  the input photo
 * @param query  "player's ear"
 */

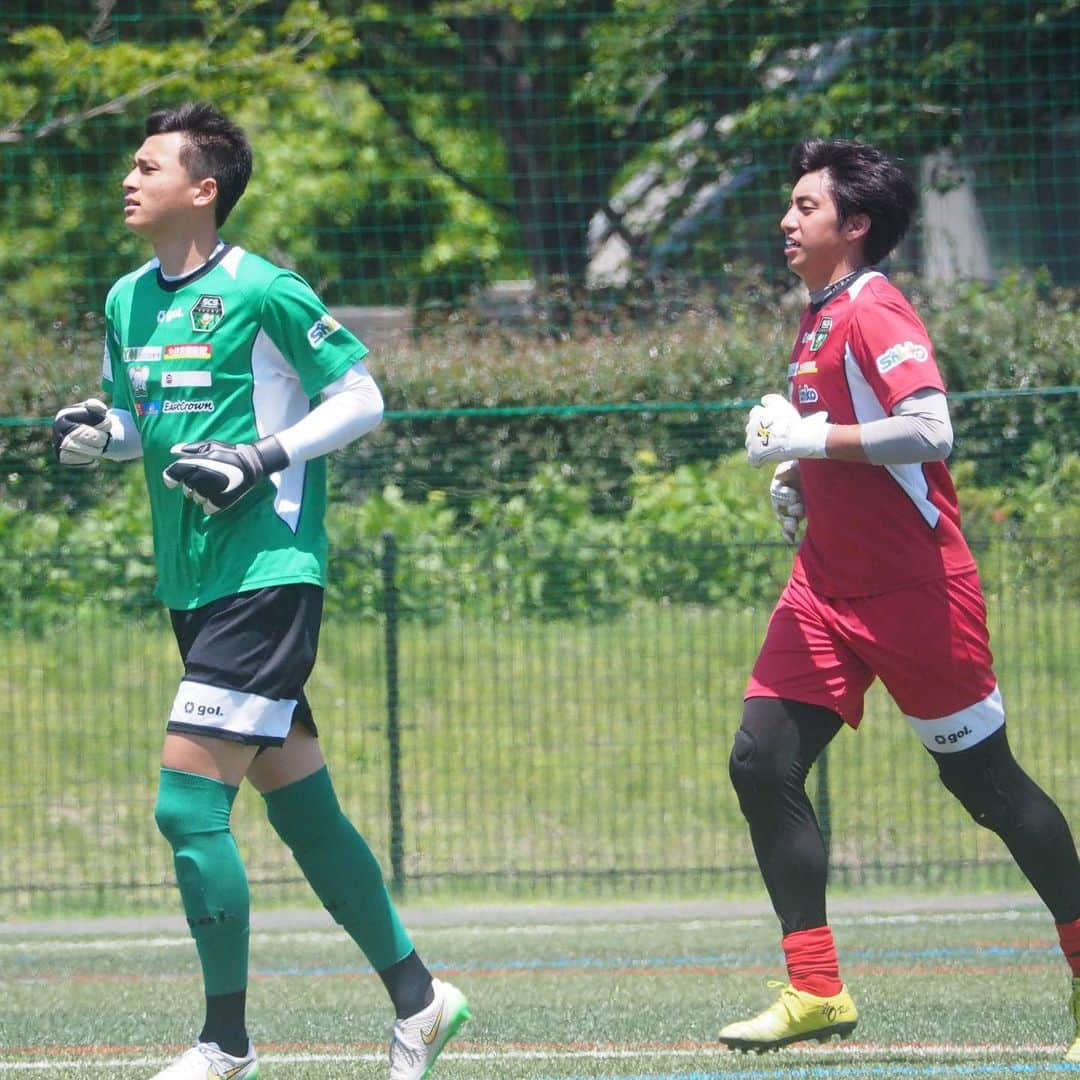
xmin=193 ymin=177 xmax=218 ymax=213
xmin=842 ymin=212 xmax=870 ymax=244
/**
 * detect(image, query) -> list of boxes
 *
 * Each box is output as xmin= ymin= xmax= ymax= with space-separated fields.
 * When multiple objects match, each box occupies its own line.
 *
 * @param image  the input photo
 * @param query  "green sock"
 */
xmin=263 ymin=766 xmax=412 ymax=971
xmin=155 ymin=768 xmax=250 ymax=996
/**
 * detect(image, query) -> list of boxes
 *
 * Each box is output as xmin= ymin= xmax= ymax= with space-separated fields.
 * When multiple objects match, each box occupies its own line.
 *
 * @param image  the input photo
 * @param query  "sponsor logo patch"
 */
xmin=162 ymin=399 xmax=215 ymax=413
xmin=798 ymin=385 xmax=820 ymax=405
xmin=934 ymin=724 xmax=973 ymax=747
xmin=876 ymin=340 xmax=929 ymax=375
xmin=306 ymin=313 xmax=342 ymax=348
xmin=123 ymin=346 xmax=162 ymax=363
xmin=183 ymin=700 xmax=226 ymax=719
xmin=157 ymin=307 xmax=184 ymax=324
xmin=128 ymin=364 xmax=151 ymax=399
xmin=135 ymin=401 xmax=163 ymax=416
xmin=164 ymin=343 xmax=212 ymax=361
xmin=190 ymin=295 xmax=224 ymax=332
xmin=162 ymin=370 xmax=212 ymax=388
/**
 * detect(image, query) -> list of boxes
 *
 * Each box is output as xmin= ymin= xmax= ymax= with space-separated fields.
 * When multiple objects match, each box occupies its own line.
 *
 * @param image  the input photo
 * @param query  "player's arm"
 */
xmin=272 ymin=361 xmax=384 ymax=463
xmin=163 ymin=360 xmax=383 ymax=514
xmin=745 ymin=388 xmax=952 ymax=467
xmin=833 ymin=387 xmax=953 ymax=464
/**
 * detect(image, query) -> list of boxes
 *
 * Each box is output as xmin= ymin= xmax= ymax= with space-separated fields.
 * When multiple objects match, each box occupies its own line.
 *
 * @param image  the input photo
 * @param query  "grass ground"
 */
xmin=1 ymin=895 xmax=1078 ymax=1077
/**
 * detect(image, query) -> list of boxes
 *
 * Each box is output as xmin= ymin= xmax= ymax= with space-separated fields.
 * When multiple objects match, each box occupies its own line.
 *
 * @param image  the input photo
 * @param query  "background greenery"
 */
xmin=0 ymin=1 xmax=1078 ymax=911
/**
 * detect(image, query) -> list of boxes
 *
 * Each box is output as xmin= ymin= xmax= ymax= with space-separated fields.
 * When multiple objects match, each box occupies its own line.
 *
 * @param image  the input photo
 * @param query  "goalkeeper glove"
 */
xmin=163 ymin=436 xmax=289 ymax=515
xmin=745 ymin=392 xmax=829 ymax=467
xmin=53 ymin=398 xmax=113 ymax=465
xmin=769 ymin=460 xmax=805 ymax=545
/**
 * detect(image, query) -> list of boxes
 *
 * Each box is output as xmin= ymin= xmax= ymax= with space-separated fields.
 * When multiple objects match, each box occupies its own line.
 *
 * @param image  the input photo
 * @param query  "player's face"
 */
xmin=122 ymin=132 xmax=213 ymax=240
xmin=779 ymin=169 xmax=849 ymax=291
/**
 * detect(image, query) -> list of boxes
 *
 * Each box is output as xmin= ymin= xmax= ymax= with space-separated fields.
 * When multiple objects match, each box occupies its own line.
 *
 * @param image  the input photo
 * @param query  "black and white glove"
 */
xmin=162 ymin=436 xmax=289 ymax=515
xmin=53 ymin=398 xmax=113 ymax=465
xmin=769 ymin=460 xmax=805 ymax=545
xmin=745 ymin=393 xmax=829 ymax=467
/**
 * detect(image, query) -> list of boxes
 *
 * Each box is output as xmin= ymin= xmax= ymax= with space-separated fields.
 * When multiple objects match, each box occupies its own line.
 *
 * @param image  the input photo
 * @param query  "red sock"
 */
xmin=1056 ymin=919 xmax=1080 ymax=978
xmin=782 ymin=925 xmax=843 ymax=997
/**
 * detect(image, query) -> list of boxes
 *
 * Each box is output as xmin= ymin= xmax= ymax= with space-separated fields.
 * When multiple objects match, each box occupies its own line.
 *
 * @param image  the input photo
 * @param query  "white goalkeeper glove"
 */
xmin=769 ymin=460 xmax=805 ymax=545
xmin=163 ymin=436 xmax=289 ymax=515
xmin=745 ymin=393 xmax=830 ymax=468
xmin=53 ymin=398 xmax=113 ymax=465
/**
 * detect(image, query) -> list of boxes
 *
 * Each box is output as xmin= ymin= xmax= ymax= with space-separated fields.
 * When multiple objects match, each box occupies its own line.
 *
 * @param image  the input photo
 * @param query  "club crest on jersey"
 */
xmin=876 ymin=340 xmax=929 ymax=374
xmin=190 ymin=295 xmax=224 ymax=332
xmin=810 ymin=316 xmax=832 ymax=352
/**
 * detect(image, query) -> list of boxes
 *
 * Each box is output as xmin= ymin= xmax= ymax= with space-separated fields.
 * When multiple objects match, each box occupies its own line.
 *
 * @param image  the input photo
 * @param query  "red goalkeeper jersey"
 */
xmin=789 ymin=272 xmax=977 ymax=598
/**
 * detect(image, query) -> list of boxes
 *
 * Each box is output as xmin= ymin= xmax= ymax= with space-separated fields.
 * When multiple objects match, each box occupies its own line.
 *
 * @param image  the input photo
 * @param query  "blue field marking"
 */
xmin=538 ymin=1064 xmax=1080 ymax=1080
xmin=248 ymin=942 xmax=1056 ymax=980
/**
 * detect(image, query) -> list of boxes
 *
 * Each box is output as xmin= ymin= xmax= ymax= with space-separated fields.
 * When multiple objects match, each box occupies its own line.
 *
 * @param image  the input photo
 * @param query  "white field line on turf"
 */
xmin=0 ymin=1044 xmax=1067 ymax=1070
xmin=0 ymin=907 xmax=1046 ymax=953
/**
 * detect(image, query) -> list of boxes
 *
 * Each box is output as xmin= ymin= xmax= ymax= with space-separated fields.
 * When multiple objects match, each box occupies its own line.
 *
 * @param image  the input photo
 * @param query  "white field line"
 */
xmin=0 ymin=1043 xmax=1067 ymax=1071
xmin=0 ymin=907 xmax=1047 ymax=954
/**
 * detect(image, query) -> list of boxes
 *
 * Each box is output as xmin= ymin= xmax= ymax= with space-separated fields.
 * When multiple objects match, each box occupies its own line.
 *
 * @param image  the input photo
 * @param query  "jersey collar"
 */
xmin=155 ymin=242 xmax=232 ymax=293
xmin=808 ymin=266 xmax=876 ymax=312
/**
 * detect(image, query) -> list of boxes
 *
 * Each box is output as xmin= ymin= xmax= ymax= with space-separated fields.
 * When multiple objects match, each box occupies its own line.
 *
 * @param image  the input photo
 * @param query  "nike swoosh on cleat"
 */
xmin=208 ymin=1064 xmax=250 ymax=1080
xmin=420 ymin=1001 xmax=445 ymax=1046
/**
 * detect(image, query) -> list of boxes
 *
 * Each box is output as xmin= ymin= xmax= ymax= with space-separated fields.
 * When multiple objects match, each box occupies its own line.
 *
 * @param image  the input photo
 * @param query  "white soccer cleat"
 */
xmin=388 ymin=977 xmax=471 ymax=1079
xmin=150 ymin=1041 xmax=258 ymax=1079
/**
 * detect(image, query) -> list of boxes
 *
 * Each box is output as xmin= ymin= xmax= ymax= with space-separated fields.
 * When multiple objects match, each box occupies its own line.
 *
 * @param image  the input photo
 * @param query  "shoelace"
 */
xmin=764 ymin=979 xmax=801 ymax=1021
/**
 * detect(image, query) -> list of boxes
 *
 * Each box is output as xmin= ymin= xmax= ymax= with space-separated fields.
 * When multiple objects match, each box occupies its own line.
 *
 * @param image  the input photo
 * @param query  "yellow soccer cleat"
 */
xmin=1067 ymin=977 xmax=1080 ymax=1064
xmin=719 ymin=981 xmax=858 ymax=1052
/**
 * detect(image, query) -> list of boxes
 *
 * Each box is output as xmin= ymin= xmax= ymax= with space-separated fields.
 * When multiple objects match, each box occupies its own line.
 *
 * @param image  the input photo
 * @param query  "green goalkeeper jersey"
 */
xmin=102 ymin=244 xmax=367 ymax=610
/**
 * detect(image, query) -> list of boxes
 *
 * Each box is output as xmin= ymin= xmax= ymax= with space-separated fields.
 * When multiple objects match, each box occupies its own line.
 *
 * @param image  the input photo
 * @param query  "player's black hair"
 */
xmin=146 ymin=103 xmax=252 ymax=226
xmin=790 ymin=139 xmax=917 ymax=264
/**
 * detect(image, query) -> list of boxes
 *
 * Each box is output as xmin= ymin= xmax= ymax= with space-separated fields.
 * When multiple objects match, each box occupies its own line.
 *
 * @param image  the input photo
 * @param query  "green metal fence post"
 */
xmin=381 ymin=530 xmax=406 ymax=896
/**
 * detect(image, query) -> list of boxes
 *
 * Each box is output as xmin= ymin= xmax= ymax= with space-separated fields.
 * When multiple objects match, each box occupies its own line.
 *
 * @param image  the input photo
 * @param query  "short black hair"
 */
xmin=790 ymin=139 xmax=917 ymax=264
xmin=145 ymin=103 xmax=252 ymax=226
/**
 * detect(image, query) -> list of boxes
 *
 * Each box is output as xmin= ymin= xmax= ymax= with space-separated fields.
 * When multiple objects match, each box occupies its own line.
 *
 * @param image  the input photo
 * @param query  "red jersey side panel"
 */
xmin=789 ymin=273 xmax=976 ymax=597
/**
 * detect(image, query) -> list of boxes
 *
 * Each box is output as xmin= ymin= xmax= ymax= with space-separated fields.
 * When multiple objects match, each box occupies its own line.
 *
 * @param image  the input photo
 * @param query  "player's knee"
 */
xmin=935 ymin=735 xmax=1017 ymax=834
xmin=729 ymin=726 xmax=788 ymax=810
xmin=154 ymin=769 xmax=234 ymax=848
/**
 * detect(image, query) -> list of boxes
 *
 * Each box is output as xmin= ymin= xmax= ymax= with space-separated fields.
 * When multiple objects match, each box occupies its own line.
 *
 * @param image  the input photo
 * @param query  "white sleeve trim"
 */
xmin=273 ymin=360 xmax=384 ymax=465
xmin=859 ymin=387 xmax=954 ymax=465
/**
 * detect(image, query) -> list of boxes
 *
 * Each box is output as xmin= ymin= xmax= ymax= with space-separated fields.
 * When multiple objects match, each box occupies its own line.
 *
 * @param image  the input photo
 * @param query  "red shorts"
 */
xmin=746 ymin=571 xmax=1004 ymax=751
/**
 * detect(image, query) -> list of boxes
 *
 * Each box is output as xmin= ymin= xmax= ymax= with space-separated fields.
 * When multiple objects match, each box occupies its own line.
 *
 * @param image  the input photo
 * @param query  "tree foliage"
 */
xmin=0 ymin=0 xmax=1077 ymax=325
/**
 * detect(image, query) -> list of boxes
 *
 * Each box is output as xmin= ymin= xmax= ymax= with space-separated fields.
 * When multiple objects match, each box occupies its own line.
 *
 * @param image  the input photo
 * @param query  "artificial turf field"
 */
xmin=2 ymin=895 xmax=1078 ymax=1079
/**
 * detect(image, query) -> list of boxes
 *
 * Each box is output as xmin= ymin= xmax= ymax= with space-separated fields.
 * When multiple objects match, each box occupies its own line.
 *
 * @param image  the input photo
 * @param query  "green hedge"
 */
xmin=4 ymin=273 xmax=1078 ymax=515
xmin=5 ymin=442 xmax=1077 ymax=631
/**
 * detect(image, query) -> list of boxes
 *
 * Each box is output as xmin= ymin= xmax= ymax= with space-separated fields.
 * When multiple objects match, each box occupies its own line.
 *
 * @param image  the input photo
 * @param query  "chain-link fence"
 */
xmin=2 ymin=391 xmax=1078 ymax=915
xmin=1 ymin=3 xmax=1079 ymax=913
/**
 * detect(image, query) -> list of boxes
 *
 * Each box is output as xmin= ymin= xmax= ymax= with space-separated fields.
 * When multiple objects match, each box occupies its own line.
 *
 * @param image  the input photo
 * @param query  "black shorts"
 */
xmin=167 ymin=584 xmax=323 ymax=747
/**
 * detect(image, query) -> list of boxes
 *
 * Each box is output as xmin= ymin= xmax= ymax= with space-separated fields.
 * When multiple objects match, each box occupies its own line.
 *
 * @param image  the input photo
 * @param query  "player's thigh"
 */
xmin=161 ymin=731 xmax=260 ymax=786
xmin=247 ymin=724 xmax=327 ymax=794
xmin=856 ymin=572 xmax=1002 ymax=753
xmin=167 ymin=583 xmax=324 ymax=750
xmin=746 ymin=578 xmax=875 ymax=728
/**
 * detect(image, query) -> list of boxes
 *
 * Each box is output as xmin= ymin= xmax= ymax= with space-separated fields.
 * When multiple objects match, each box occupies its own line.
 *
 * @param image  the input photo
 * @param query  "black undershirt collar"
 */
xmin=808 ymin=266 xmax=875 ymax=312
